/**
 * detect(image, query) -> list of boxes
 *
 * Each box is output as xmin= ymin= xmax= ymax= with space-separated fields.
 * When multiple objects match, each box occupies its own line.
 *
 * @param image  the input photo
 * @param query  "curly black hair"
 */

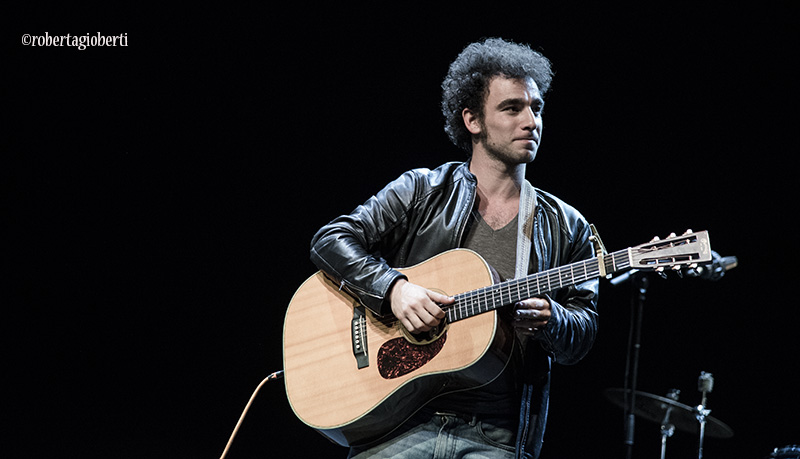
xmin=441 ymin=38 xmax=553 ymax=152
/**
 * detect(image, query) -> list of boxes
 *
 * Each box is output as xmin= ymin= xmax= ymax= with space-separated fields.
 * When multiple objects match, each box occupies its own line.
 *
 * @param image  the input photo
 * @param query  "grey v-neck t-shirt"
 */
xmin=463 ymin=213 xmax=518 ymax=282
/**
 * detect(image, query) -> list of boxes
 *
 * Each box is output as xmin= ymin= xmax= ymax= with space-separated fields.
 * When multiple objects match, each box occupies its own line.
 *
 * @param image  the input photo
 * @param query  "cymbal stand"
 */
xmin=695 ymin=372 xmax=714 ymax=459
xmin=659 ymin=389 xmax=680 ymax=459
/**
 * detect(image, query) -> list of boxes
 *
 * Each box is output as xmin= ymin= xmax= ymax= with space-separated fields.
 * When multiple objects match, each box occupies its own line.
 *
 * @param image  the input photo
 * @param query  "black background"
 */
xmin=9 ymin=4 xmax=798 ymax=458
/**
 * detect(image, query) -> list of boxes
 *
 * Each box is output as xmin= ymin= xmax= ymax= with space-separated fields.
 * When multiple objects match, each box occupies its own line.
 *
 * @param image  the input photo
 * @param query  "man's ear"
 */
xmin=462 ymin=108 xmax=482 ymax=135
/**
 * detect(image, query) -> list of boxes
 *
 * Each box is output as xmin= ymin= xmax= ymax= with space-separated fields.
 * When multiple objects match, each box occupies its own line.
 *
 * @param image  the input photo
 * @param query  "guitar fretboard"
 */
xmin=445 ymin=249 xmax=630 ymax=323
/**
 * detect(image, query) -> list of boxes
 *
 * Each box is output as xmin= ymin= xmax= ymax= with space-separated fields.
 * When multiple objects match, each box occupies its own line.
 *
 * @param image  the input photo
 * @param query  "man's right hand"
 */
xmin=389 ymin=279 xmax=453 ymax=333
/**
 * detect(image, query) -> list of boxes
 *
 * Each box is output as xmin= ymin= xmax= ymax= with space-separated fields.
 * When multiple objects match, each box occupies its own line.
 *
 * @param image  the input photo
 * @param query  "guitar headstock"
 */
xmin=629 ymin=230 xmax=712 ymax=271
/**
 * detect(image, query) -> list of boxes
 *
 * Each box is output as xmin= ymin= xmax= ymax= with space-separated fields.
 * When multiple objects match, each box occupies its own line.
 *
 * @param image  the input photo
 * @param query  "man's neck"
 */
xmin=469 ymin=152 xmax=526 ymax=201
xmin=469 ymin=154 xmax=527 ymax=229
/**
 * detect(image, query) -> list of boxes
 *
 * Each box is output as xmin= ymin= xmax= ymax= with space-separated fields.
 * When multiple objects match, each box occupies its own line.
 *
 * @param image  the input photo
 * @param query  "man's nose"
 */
xmin=523 ymin=107 xmax=538 ymax=130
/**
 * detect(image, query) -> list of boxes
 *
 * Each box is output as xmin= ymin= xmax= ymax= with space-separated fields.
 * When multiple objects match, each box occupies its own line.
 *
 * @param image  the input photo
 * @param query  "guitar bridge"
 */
xmin=351 ymin=306 xmax=369 ymax=369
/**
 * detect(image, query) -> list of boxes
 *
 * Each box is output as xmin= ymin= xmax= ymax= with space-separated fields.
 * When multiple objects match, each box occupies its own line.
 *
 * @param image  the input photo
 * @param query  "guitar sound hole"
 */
xmin=410 ymin=325 xmax=440 ymax=344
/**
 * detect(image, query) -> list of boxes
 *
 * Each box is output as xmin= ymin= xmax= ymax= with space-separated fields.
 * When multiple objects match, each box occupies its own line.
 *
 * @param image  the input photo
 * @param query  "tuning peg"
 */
xmin=668 ymin=232 xmax=677 ymax=239
xmin=684 ymin=263 xmax=701 ymax=278
xmin=683 ymin=229 xmax=694 ymax=235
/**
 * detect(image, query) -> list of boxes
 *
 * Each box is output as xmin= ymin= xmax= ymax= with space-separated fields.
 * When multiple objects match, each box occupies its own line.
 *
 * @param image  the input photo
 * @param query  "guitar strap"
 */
xmin=515 ymin=180 xmax=537 ymax=279
xmin=515 ymin=180 xmax=541 ymax=459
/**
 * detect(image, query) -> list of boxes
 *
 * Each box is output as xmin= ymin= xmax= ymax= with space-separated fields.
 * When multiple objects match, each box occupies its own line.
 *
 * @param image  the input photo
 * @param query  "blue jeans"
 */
xmin=347 ymin=409 xmax=516 ymax=458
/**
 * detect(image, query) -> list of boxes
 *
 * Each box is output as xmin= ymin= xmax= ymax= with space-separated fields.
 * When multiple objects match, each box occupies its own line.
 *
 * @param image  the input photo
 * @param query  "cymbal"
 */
xmin=604 ymin=388 xmax=734 ymax=439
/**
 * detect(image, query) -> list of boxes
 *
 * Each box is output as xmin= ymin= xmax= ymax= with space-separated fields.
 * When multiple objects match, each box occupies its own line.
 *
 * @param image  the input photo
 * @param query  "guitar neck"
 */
xmin=445 ymin=249 xmax=629 ymax=323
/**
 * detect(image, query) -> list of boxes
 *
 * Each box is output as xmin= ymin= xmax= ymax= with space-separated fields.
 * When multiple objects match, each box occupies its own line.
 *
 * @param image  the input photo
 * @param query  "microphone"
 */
xmin=686 ymin=250 xmax=738 ymax=281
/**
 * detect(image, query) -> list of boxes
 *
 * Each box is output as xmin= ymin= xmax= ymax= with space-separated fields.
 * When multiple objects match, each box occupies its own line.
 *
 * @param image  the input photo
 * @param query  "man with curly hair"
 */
xmin=310 ymin=37 xmax=598 ymax=458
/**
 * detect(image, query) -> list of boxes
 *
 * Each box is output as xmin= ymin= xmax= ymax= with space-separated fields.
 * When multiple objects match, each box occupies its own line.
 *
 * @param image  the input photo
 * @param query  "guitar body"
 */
xmin=283 ymin=249 xmax=514 ymax=447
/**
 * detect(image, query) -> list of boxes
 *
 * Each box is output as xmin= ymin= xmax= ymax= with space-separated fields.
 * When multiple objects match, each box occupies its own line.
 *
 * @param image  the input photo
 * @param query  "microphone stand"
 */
xmin=611 ymin=269 xmax=650 ymax=459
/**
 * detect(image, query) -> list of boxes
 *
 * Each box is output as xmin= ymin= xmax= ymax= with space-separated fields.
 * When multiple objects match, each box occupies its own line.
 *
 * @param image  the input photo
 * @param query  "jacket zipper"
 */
xmin=455 ymin=177 xmax=478 ymax=247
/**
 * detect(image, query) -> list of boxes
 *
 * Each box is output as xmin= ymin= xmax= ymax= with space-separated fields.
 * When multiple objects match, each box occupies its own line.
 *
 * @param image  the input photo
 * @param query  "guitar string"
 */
xmin=461 ymin=250 xmax=629 ymax=318
xmin=445 ymin=251 xmax=631 ymax=323
xmin=443 ymin=235 xmax=705 ymax=322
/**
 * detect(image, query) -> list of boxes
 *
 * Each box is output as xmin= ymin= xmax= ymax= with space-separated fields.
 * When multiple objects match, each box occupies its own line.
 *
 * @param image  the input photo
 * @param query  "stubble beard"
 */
xmin=478 ymin=131 xmax=537 ymax=166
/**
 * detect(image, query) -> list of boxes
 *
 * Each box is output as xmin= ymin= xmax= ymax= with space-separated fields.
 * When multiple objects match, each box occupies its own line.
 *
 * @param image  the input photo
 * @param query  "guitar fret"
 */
xmin=446 ymin=250 xmax=616 ymax=322
xmin=450 ymin=258 xmax=594 ymax=323
xmin=446 ymin=236 xmax=697 ymax=323
xmin=469 ymin=291 xmax=477 ymax=317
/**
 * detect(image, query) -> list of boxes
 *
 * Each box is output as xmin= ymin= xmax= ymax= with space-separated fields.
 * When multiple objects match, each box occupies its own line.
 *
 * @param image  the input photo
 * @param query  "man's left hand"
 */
xmin=512 ymin=297 xmax=551 ymax=336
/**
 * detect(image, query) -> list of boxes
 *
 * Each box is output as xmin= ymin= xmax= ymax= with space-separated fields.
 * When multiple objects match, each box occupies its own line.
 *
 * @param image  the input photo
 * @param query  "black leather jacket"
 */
xmin=310 ymin=161 xmax=598 ymax=458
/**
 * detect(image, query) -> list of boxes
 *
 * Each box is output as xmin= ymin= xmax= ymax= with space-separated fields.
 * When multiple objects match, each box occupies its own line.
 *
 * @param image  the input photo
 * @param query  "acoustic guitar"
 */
xmin=283 ymin=230 xmax=711 ymax=446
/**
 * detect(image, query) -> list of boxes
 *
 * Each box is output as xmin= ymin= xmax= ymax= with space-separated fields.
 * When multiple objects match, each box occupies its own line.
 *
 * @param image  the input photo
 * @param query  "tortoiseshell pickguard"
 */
xmin=376 ymin=334 xmax=447 ymax=379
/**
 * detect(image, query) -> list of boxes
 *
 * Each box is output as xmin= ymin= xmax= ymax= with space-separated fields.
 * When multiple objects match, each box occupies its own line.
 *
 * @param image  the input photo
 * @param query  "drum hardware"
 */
xmin=658 ymin=389 xmax=680 ymax=459
xmin=769 ymin=445 xmax=800 ymax=459
xmin=696 ymin=371 xmax=714 ymax=459
xmin=605 ymin=372 xmax=733 ymax=459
